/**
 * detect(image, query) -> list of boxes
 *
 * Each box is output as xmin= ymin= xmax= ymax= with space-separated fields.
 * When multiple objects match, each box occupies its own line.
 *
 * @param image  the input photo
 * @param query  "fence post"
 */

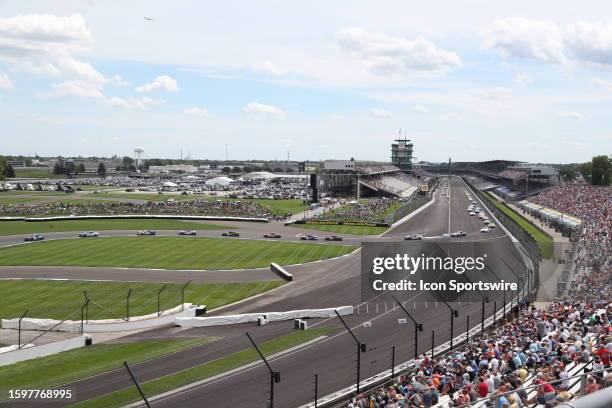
xmin=181 ymin=280 xmax=192 ymax=311
xmin=431 ymin=330 xmax=435 ymax=358
xmin=81 ymin=296 xmax=91 ymax=335
xmin=157 ymin=284 xmax=168 ymax=317
xmin=466 ymin=315 xmax=470 ymax=343
xmin=314 ymin=374 xmax=318 ymax=408
xmin=493 ymin=301 xmax=497 ymax=330
xmin=18 ymin=309 xmax=29 ymax=349
xmin=391 ymin=346 xmax=395 ymax=378
xmin=126 ymin=288 xmax=132 ymax=322
xmin=83 ymin=291 xmax=90 ymax=323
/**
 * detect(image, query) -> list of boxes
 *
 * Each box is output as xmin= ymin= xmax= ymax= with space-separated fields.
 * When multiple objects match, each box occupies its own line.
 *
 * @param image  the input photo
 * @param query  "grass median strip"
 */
xmin=291 ymin=223 xmax=388 ymax=236
xmin=0 ymin=236 xmax=356 ymax=270
xmin=69 ymin=328 xmax=333 ymax=408
xmin=0 ymin=337 xmax=210 ymax=399
xmin=0 ymin=219 xmax=226 ymax=236
xmin=0 ymin=280 xmax=283 ymax=320
xmin=481 ymin=192 xmax=553 ymax=259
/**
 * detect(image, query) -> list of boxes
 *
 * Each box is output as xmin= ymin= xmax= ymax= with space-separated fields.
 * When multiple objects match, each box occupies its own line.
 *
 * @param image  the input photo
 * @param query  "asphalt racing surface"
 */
xmin=0 ymin=178 xmax=530 ymax=408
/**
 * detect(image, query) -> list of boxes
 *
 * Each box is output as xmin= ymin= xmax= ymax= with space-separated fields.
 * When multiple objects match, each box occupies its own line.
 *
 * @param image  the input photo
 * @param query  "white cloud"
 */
xmin=482 ymin=18 xmax=566 ymax=64
xmin=253 ymin=61 xmax=283 ymax=76
xmin=0 ymin=14 xmax=93 ymax=58
xmin=336 ymin=27 xmax=461 ymax=75
xmin=513 ymin=73 xmax=533 ymax=85
xmin=0 ymin=72 xmax=14 ymax=90
xmin=49 ymin=80 xmax=104 ymax=99
xmin=184 ymin=107 xmax=211 ymax=118
xmin=107 ymin=96 xmax=147 ymax=110
xmin=410 ymin=105 xmax=430 ymax=113
xmin=472 ymin=87 xmax=512 ymax=100
xmin=557 ymin=111 xmax=583 ymax=119
xmin=11 ymin=61 xmax=61 ymax=77
xmin=565 ymin=22 xmax=612 ymax=67
xmin=136 ymin=75 xmax=178 ymax=93
xmin=439 ymin=112 xmax=462 ymax=121
xmin=369 ymin=108 xmax=392 ymax=118
xmin=57 ymin=56 xmax=105 ymax=83
xmin=330 ymin=113 xmax=344 ymax=120
xmin=592 ymin=76 xmax=612 ymax=91
xmin=243 ymin=102 xmax=285 ymax=118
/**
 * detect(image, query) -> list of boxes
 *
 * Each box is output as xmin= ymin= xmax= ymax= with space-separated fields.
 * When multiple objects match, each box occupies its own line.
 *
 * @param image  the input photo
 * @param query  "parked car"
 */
xmin=324 ymin=235 xmax=343 ymax=242
xmin=480 ymin=227 xmax=490 ymax=233
xmin=469 ymin=211 xmax=476 ymax=216
xmin=24 ymin=234 xmax=45 ymax=242
xmin=488 ymin=223 xmax=496 ymax=229
xmin=137 ymin=230 xmax=156 ymax=236
xmin=78 ymin=231 xmax=99 ymax=238
xmin=404 ymin=234 xmax=423 ymax=241
xmin=222 ymin=231 xmax=240 ymax=237
xmin=178 ymin=230 xmax=197 ymax=236
xmin=451 ymin=231 xmax=467 ymax=237
xmin=263 ymin=232 xmax=281 ymax=239
xmin=300 ymin=234 xmax=319 ymax=241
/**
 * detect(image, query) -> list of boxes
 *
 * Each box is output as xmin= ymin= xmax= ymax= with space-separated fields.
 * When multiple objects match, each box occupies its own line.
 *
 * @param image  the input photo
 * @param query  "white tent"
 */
xmin=162 ymin=181 xmax=179 ymax=187
xmin=244 ymin=171 xmax=275 ymax=180
xmin=205 ymin=176 xmax=235 ymax=186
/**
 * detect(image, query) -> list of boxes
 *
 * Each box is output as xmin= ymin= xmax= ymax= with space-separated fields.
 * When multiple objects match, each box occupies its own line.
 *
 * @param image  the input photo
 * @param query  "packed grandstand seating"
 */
xmin=528 ymin=183 xmax=611 ymax=273
xmin=355 ymin=163 xmax=401 ymax=175
xmin=0 ymin=199 xmax=281 ymax=219
xmin=360 ymin=173 xmax=420 ymax=197
xmin=346 ymin=268 xmax=611 ymax=408
xmin=499 ymin=169 xmax=529 ymax=182
xmin=312 ymin=198 xmax=401 ymax=223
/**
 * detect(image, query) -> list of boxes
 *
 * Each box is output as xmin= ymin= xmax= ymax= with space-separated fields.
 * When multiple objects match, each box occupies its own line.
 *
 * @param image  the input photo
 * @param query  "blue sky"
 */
xmin=1 ymin=1 xmax=611 ymax=163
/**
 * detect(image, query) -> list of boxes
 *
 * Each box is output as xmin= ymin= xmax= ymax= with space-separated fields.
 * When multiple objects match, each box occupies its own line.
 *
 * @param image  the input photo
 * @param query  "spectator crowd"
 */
xmin=348 ymin=267 xmax=610 ymax=408
xmin=528 ymin=183 xmax=611 ymax=272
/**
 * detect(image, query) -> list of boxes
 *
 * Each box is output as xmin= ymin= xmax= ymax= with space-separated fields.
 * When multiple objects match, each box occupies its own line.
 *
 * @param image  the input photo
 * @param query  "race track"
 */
xmin=0 ymin=178 xmax=530 ymax=408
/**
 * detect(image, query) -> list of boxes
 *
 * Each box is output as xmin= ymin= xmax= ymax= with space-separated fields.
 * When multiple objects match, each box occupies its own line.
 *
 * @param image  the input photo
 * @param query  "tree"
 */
xmin=97 ymin=162 xmax=106 ymax=176
xmin=580 ymin=162 xmax=592 ymax=183
xmin=221 ymin=166 xmax=232 ymax=174
xmin=591 ymin=155 xmax=611 ymax=186
xmin=53 ymin=162 xmax=65 ymax=175
xmin=0 ymin=156 xmax=7 ymax=180
xmin=64 ymin=162 xmax=76 ymax=174
xmin=76 ymin=163 xmax=86 ymax=174
xmin=122 ymin=156 xmax=135 ymax=170
xmin=4 ymin=164 xmax=15 ymax=178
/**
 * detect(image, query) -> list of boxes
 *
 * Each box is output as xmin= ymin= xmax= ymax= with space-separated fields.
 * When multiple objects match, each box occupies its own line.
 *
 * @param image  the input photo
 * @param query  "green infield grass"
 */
xmin=0 ymin=279 xmax=282 ymax=320
xmin=0 ymin=236 xmax=356 ymax=269
xmin=0 ymin=337 xmax=211 ymax=398
xmin=290 ymin=223 xmax=388 ymax=236
xmin=70 ymin=328 xmax=333 ymax=408
xmin=482 ymin=192 xmax=553 ymax=258
xmin=0 ymin=196 xmax=50 ymax=205
xmin=0 ymin=219 xmax=225 ymax=236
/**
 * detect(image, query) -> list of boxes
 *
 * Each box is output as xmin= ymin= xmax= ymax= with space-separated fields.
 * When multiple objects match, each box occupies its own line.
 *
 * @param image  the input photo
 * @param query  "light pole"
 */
xmin=392 ymin=295 xmax=423 ymax=361
xmin=246 ymin=332 xmax=281 ymax=408
xmin=335 ymin=310 xmax=366 ymax=394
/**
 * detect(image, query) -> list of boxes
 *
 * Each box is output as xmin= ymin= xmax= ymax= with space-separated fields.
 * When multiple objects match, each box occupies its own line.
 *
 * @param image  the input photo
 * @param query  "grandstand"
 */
xmin=318 ymin=160 xmax=423 ymax=198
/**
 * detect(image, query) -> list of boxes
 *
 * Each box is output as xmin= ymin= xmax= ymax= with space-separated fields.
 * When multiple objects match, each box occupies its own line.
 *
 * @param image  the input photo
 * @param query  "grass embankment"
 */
xmin=291 ymin=223 xmax=388 ymax=236
xmin=0 ymin=338 xmax=210 ymax=398
xmin=70 ymin=328 xmax=333 ymax=408
xmin=0 ymin=219 xmax=225 ymax=236
xmin=0 ymin=280 xmax=282 ymax=320
xmin=481 ymin=191 xmax=553 ymax=258
xmin=0 ymin=237 xmax=357 ymax=269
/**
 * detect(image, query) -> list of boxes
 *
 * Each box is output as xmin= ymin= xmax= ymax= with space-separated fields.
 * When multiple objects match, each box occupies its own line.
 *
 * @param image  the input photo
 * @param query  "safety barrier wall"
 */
xmin=0 ymin=335 xmax=89 ymax=366
xmin=2 ymin=304 xmax=203 ymax=333
xmin=270 ymin=262 xmax=293 ymax=281
xmin=175 ymin=306 xmax=354 ymax=328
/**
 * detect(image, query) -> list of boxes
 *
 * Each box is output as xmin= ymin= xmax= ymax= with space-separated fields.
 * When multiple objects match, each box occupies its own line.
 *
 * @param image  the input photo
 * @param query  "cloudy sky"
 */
xmin=1 ymin=1 xmax=611 ymax=163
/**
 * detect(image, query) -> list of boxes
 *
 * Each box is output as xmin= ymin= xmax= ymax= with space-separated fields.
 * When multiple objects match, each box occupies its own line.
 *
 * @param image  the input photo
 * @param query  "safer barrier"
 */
xmin=271 ymin=262 xmax=293 ymax=281
xmin=0 ymin=335 xmax=90 ymax=367
xmin=2 ymin=303 xmax=204 ymax=333
xmin=175 ymin=306 xmax=354 ymax=328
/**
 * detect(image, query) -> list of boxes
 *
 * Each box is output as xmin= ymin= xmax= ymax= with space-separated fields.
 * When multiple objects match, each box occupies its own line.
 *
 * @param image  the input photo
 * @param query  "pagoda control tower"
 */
xmin=391 ymin=138 xmax=413 ymax=172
